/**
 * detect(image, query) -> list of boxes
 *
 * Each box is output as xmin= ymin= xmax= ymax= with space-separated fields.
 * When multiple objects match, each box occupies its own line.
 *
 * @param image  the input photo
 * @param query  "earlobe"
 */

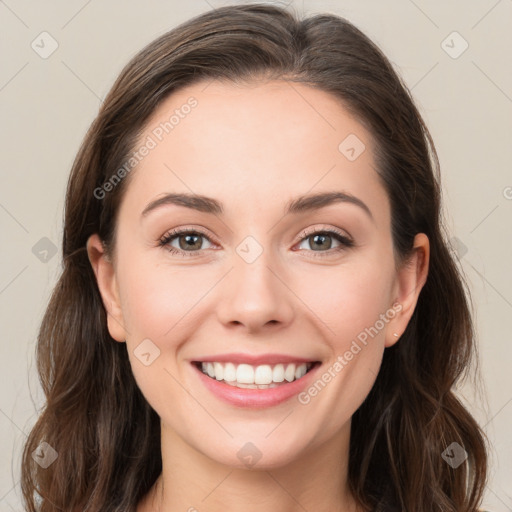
xmin=86 ymin=234 xmax=127 ymax=342
xmin=385 ymin=233 xmax=430 ymax=347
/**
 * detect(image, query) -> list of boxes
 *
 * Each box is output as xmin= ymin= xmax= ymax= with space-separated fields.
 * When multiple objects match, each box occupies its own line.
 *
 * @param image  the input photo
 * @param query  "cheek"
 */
xmin=116 ymin=256 xmax=211 ymax=411
xmin=291 ymin=261 xmax=392 ymax=419
xmin=117 ymin=255 xmax=210 ymax=341
xmin=293 ymin=259 xmax=393 ymax=345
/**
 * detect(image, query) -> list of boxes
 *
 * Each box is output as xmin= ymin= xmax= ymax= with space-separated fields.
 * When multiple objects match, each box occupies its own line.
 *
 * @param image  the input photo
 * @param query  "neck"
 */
xmin=138 ymin=419 xmax=361 ymax=512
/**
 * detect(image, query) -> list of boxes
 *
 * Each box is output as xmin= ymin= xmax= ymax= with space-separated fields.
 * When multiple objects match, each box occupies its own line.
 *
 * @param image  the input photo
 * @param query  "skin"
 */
xmin=87 ymin=79 xmax=429 ymax=512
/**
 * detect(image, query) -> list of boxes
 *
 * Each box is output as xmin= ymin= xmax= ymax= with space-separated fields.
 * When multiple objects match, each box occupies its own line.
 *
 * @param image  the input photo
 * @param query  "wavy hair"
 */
xmin=21 ymin=4 xmax=488 ymax=511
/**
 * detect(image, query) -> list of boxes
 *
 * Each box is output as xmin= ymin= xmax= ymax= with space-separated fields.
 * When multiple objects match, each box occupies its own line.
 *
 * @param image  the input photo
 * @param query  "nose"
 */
xmin=215 ymin=250 xmax=295 ymax=334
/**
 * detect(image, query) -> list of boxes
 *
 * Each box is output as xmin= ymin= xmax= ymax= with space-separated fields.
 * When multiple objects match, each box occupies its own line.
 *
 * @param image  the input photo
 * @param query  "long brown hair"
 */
xmin=21 ymin=4 xmax=488 ymax=511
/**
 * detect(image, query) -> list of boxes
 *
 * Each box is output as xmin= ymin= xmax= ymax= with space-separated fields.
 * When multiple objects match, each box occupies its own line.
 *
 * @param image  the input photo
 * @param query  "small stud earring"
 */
xmin=393 ymin=333 xmax=399 ymax=337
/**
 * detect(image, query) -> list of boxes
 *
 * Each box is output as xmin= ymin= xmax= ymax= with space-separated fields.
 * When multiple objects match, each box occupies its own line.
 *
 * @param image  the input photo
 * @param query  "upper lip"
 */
xmin=191 ymin=353 xmax=320 ymax=366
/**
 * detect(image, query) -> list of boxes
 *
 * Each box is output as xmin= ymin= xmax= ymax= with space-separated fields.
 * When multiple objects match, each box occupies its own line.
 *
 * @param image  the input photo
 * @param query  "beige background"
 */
xmin=0 ymin=0 xmax=511 ymax=510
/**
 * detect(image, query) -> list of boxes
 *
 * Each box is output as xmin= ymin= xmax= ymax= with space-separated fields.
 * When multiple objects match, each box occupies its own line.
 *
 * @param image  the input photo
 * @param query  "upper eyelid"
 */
xmin=160 ymin=226 xmax=218 ymax=245
xmin=297 ymin=225 xmax=352 ymax=241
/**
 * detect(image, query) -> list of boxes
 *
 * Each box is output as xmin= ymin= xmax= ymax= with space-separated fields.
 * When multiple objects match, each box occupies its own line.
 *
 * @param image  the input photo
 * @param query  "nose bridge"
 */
xmin=215 ymin=235 xmax=294 ymax=332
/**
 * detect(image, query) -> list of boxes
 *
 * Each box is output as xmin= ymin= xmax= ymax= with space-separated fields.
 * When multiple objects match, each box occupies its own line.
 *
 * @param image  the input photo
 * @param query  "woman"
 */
xmin=21 ymin=4 xmax=489 ymax=511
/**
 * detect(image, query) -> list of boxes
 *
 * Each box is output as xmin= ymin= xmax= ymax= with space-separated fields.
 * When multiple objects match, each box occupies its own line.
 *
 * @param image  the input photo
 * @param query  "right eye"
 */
xmin=159 ymin=228 xmax=215 ymax=256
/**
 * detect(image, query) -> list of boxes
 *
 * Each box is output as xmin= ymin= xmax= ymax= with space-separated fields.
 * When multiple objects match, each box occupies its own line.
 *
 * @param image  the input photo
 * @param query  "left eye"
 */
xmin=296 ymin=231 xmax=351 ymax=252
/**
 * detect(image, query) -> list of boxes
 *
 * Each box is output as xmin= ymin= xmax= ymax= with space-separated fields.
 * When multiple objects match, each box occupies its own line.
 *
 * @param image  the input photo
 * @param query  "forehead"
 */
xmin=120 ymin=79 xmax=389 ymax=226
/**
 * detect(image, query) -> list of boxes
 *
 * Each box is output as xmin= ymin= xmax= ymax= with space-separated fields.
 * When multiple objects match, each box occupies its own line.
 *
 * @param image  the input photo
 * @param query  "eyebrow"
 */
xmin=141 ymin=191 xmax=374 ymax=222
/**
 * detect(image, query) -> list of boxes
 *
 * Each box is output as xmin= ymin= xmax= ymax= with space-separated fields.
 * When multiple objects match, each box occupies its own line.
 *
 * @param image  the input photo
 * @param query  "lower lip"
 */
xmin=192 ymin=363 xmax=321 ymax=408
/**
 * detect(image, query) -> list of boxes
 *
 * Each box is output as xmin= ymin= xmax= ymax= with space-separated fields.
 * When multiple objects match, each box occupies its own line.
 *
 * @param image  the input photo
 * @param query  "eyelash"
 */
xmin=158 ymin=226 xmax=354 ymax=258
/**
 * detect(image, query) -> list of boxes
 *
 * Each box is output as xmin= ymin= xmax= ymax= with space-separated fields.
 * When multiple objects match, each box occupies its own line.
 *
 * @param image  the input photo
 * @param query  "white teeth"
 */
xmin=254 ymin=364 xmax=273 ymax=385
xmin=284 ymin=364 xmax=296 ymax=382
xmin=206 ymin=362 xmax=215 ymax=379
xmin=223 ymin=362 xmax=236 ymax=382
xmin=236 ymin=364 xmax=254 ymax=384
xmin=213 ymin=362 xmax=224 ymax=381
xmin=295 ymin=364 xmax=307 ymax=379
xmin=272 ymin=364 xmax=285 ymax=382
xmin=225 ymin=380 xmax=279 ymax=389
xmin=198 ymin=361 xmax=313 ymax=386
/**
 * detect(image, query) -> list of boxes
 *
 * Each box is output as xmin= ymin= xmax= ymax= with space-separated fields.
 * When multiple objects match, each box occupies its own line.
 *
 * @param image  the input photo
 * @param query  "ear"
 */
xmin=86 ymin=234 xmax=127 ymax=342
xmin=385 ymin=233 xmax=430 ymax=348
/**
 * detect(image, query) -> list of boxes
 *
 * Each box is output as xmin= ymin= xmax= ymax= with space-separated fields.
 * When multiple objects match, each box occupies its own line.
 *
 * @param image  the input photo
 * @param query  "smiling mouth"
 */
xmin=193 ymin=361 xmax=320 ymax=389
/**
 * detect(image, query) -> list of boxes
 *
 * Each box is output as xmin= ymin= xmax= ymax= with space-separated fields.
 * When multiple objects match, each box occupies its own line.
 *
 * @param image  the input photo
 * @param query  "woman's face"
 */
xmin=89 ymin=79 xmax=427 ymax=469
